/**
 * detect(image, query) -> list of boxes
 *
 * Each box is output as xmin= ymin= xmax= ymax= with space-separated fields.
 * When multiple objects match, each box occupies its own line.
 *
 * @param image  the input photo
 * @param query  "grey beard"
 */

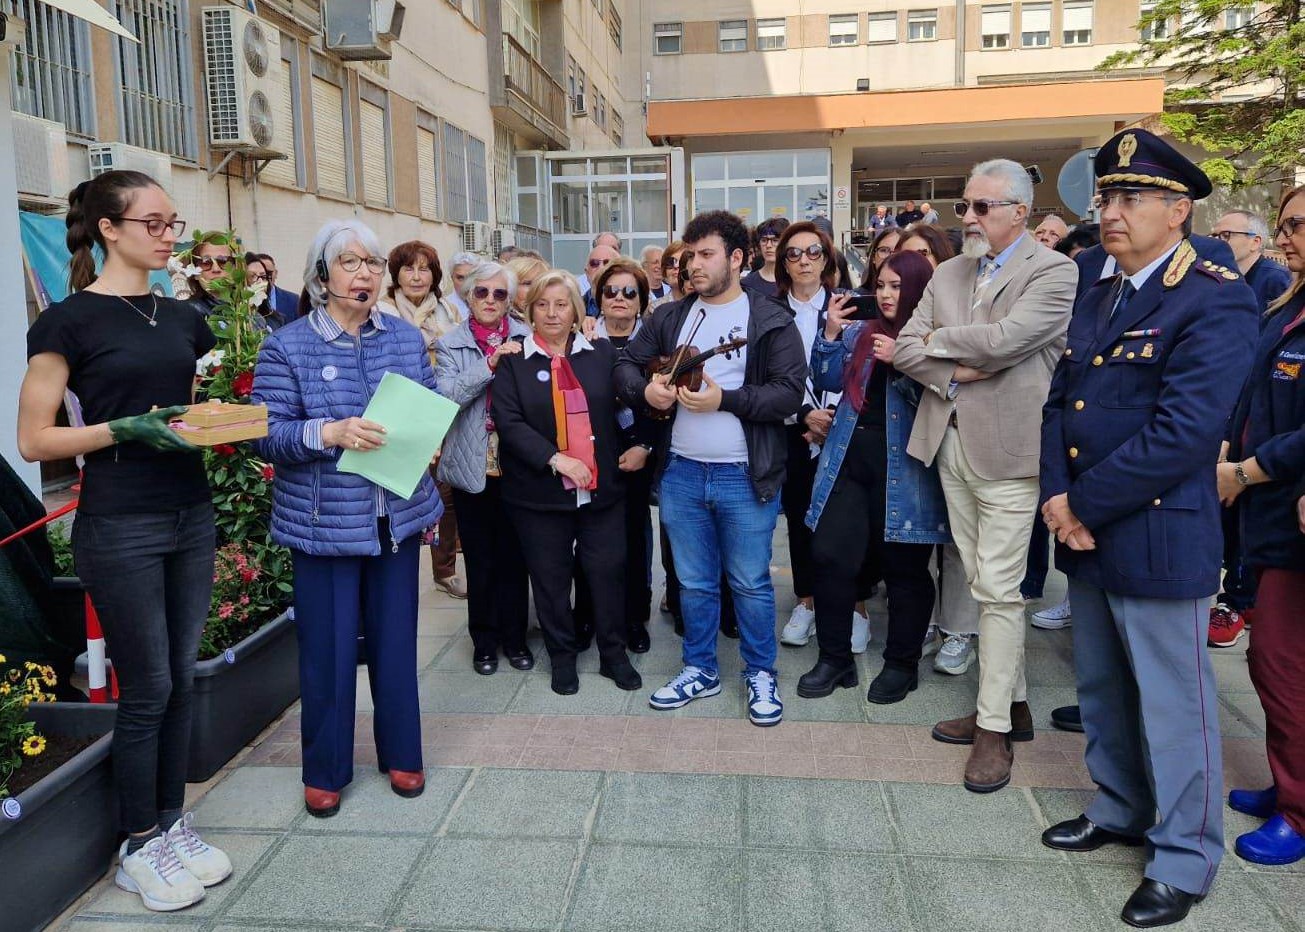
xmin=962 ymin=233 xmax=991 ymax=259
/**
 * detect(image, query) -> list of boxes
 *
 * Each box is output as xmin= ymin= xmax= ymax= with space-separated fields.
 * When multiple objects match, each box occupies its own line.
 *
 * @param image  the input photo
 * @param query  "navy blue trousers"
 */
xmin=291 ymin=529 xmax=422 ymax=792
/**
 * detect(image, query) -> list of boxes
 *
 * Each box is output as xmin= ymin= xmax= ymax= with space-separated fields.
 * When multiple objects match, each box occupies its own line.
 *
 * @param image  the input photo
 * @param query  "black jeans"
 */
xmin=452 ymin=479 xmax=529 ymax=656
xmin=1218 ymin=500 xmax=1257 ymax=611
xmin=510 ymin=503 xmax=629 ymax=671
xmin=811 ymin=425 xmax=935 ymax=668
xmin=72 ymin=502 xmax=215 ymax=834
xmin=1021 ymin=519 xmax=1050 ymax=599
xmin=782 ymin=423 xmax=819 ymax=600
xmin=577 ymin=464 xmax=654 ymax=631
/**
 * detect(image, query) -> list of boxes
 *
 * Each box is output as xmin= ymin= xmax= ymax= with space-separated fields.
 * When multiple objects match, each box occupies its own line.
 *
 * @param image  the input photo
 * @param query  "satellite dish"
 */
xmin=1058 ymin=148 xmax=1098 ymax=219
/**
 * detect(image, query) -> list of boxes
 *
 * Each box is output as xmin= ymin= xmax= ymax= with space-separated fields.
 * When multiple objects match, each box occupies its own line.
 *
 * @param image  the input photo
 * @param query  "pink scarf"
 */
xmin=470 ymin=316 xmax=510 ymax=430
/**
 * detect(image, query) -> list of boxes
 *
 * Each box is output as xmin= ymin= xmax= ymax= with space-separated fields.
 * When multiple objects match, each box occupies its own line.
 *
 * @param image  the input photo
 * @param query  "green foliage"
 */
xmin=45 ymin=521 xmax=75 ymax=577
xmin=0 ymin=657 xmax=57 ymax=799
xmin=1100 ymin=0 xmax=1305 ymax=189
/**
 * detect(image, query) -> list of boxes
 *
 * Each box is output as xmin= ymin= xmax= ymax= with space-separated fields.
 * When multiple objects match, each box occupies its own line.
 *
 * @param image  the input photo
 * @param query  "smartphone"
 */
xmin=834 ymin=289 xmax=879 ymax=321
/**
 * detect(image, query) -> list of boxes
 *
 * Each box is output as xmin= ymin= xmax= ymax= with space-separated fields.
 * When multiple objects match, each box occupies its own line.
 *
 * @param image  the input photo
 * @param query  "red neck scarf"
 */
xmin=540 ymin=337 xmax=598 ymax=492
xmin=470 ymin=316 xmax=510 ymax=431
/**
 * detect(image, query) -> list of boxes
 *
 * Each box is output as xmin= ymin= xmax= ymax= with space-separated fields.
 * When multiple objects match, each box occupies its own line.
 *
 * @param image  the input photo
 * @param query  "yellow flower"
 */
xmin=21 ymin=735 xmax=45 ymax=756
xmin=0 ymin=683 xmax=10 ymax=696
xmin=0 ymin=653 xmax=7 ymax=664
xmin=41 ymin=666 xmax=56 ymax=687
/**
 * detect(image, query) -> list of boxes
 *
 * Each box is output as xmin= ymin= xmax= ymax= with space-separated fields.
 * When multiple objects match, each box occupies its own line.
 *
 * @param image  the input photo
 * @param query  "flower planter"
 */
xmin=187 ymin=608 xmax=299 ymax=782
xmin=0 ymin=702 xmax=118 ymax=932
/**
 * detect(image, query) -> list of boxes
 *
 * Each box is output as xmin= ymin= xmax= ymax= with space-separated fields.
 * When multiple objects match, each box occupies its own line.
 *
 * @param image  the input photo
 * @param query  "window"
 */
xmin=8 ymin=0 xmax=95 ymax=137
xmin=907 ymin=9 xmax=937 ymax=41
xmin=1062 ymin=0 xmax=1093 ymax=44
xmin=114 ymin=0 xmax=197 ymax=159
xmin=829 ymin=13 xmax=859 ymax=45
xmin=416 ymin=111 xmax=441 ymax=219
xmin=566 ymin=56 xmax=578 ymax=98
xmin=494 ymin=125 xmax=513 ymax=225
xmin=654 ymin=21 xmax=682 ymax=54
xmin=442 ymin=122 xmax=468 ymax=220
xmin=595 ymin=93 xmax=607 ymax=129
xmin=359 ymin=82 xmax=390 ymax=207
xmin=502 ymin=0 xmax=541 ymax=58
xmin=1139 ymin=0 xmax=1168 ymax=39
xmin=310 ymin=55 xmax=351 ymax=197
xmin=1225 ymin=6 xmax=1253 ymax=28
xmin=981 ymin=5 xmax=1011 ymax=47
xmin=867 ymin=11 xmax=898 ymax=42
xmin=718 ymin=19 xmax=747 ymax=52
xmin=1021 ymin=2 xmax=1051 ymax=45
xmin=608 ymin=1 xmax=621 ymax=48
xmin=467 ymin=136 xmax=488 ymax=223
xmin=611 ymin=110 xmax=624 ymax=146
xmin=756 ymin=17 xmax=786 ymax=50
xmin=260 ymin=34 xmax=303 ymax=189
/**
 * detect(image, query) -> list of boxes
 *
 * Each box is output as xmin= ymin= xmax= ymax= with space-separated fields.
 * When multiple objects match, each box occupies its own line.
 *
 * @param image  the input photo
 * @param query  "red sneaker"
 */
xmin=1208 ymin=605 xmax=1246 ymax=648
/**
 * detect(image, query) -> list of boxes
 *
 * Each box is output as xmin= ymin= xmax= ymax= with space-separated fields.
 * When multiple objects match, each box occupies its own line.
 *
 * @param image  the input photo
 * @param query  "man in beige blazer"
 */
xmin=894 ymin=159 xmax=1077 ymax=793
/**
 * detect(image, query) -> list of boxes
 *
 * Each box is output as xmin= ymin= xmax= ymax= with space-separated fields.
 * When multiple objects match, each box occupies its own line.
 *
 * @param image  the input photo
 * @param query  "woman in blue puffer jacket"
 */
xmin=253 ymin=219 xmax=442 ymax=819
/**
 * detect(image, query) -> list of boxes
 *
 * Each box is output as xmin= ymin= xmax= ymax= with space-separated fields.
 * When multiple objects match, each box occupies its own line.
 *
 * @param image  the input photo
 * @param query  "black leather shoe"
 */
xmin=505 ymin=647 xmax=535 ymax=671
xmin=1051 ymin=704 xmax=1085 ymax=733
xmin=551 ymin=666 xmax=579 ymax=695
xmin=796 ymin=660 xmax=858 ymax=698
xmin=1042 ymin=815 xmax=1145 ymax=852
xmin=865 ymin=666 xmax=919 ymax=704
xmin=473 ymin=652 xmax=498 ymax=676
xmin=626 ymin=624 xmax=651 ymax=654
xmin=1121 ymin=879 xmax=1204 ymax=928
xmin=599 ymin=661 xmax=643 ymax=691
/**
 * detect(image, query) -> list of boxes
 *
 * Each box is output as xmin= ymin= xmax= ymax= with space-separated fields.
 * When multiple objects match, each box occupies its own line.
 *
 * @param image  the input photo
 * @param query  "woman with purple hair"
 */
xmin=796 ymin=250 xmax=953 ymax=705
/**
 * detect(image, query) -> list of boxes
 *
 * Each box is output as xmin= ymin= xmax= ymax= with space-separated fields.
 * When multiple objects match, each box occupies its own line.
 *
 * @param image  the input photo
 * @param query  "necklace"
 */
xmin=105 ymin=288 xmax=159 ymax=327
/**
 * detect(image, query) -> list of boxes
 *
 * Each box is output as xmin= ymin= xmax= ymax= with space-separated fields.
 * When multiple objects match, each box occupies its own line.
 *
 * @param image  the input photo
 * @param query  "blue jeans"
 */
xmin=658 ymin=455 xmax=781 ymax=676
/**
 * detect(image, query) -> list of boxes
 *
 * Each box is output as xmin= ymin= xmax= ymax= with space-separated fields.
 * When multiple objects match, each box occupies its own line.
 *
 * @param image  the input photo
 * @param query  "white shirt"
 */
xmin=523 ymin=331 xmax=596 ymax=507
xmin=670 ymin=293 xmax=750 ymax=463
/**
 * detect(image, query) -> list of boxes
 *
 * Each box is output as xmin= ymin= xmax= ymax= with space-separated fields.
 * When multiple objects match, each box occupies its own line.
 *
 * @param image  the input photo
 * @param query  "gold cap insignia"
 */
xmin=1117 ymin=134 xmax=1138 ymax=169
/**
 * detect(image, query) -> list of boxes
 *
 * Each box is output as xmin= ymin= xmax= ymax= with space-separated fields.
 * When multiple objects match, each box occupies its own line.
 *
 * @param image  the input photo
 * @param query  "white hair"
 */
xmin=302 ymin=219 xmax=383 ymax=308
xmin=639 ymin=244 xmax=664 ymax=262
xmin=459 ymin=260 xmax=518 ymax=305
xmin=970 ymin=158 xmax=1035 ymax=209
xmin=450 ymin=251 xmax=480 ymax=270
xmin=1224 ymin=209 xmax=1270 ymax=243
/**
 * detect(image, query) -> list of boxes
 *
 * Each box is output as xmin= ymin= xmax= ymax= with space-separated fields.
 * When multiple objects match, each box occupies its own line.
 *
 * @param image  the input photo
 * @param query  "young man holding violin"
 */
xmin=614 ymin=210 xmax=806 ymax=727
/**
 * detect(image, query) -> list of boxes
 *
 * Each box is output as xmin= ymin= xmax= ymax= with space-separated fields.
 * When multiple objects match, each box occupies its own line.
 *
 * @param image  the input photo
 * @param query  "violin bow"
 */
xmin=664 ymin=307 xmax=707 ymax=378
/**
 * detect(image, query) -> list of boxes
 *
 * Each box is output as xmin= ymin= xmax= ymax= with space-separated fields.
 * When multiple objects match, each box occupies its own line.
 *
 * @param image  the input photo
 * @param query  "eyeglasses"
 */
xmin=338 ymin=253 xmax=386 ymax=273
xmin=193 ymin=255 xmax=235 ymax=270
xmin=873 ymin=245 xmax=895 ymax=257
xmin=118 ymin=217 xmax=186 ymax=238
xmin=759 ymin=236 xmax=780 ymax=246
xmin=784 ymin=243 xmax=826 ymax=263
xmin=587 ymin=258 xmax=609 ymax=269
xmin=247 ymin=272 xmax=270 ymax=284
xmin=662 ymin=259 xmax=680 ymax=269
xmin=603 ymin=284 xmax=640 ymax=300
xmin=473 ymin=286 xmax=510 ymax=302
xmin=954 ymin=199 xmax=1018 ymax=218
xmin=1275 ymin=216 xmax=1305 ymax=238
xmin=1090 ymin=191 xmax=1177 ymax=212
xmin=1210 ymin=230 xmax=1254 ymax=242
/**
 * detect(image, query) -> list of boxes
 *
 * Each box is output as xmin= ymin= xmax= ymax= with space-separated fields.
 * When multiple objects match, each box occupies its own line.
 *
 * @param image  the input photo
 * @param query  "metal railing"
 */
xmin=501 ymin=33 xmax=567 ymax=131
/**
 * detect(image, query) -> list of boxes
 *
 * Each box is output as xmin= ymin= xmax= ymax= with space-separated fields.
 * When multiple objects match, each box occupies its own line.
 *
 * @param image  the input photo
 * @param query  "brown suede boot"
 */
xmin=964 ymin=726 xmax=1013 ymax=793
xmin=931 ymin=701 xmax=1035 ymax=745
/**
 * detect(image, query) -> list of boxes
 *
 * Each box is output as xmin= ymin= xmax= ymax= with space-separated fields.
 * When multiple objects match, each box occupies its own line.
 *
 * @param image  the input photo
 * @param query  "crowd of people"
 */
xmin=15 ymin=127 xmax=1305 ymax=926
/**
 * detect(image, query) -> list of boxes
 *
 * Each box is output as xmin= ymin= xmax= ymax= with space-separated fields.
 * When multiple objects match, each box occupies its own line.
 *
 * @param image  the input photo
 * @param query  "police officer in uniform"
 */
xmin=1037 ymin=129 xmax=1259 ymax=928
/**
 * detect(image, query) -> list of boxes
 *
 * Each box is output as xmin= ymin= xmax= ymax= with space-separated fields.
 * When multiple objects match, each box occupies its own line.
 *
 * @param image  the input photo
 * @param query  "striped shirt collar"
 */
xmin=308 ymin=305 xmax=389 ymax=342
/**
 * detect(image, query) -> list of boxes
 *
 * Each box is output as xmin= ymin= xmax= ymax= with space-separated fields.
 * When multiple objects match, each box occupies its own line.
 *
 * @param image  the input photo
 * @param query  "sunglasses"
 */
xmin=194 ymin=255 xmax=235 ymax=270
xmin=603 ymin=284 xmax=639 ymax=300
xmin=1276 ymin=216 xmax=1305 ymax=238
xmin=338 ymin=253 xmax=387 ymax=273
xmin=954 ymin=199 xmax=1018 ymax=218
xmin=784 ymin=243 xmax=826 ymax=262
xmin=473 ymin=286 xmax=510 ymax=302
xmin=119 ymin=217 xmax=186 ymax=238
xmin=588 ymin=258 xmax=609 ymax=269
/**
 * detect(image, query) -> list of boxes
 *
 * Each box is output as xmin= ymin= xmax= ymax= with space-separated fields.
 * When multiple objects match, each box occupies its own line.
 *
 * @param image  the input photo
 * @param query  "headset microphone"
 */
xmin=325 ymin=288 xmax=371 ymax=304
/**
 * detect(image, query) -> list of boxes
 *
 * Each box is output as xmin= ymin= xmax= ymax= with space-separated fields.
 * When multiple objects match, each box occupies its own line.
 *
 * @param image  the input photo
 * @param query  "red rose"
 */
xmin=261 ymin=464 xmax=275 ymax=481
xmin=232 ymin=371 xmax=255 ymax=397
xmin=214 ymin=443 xmax=237 ymax=456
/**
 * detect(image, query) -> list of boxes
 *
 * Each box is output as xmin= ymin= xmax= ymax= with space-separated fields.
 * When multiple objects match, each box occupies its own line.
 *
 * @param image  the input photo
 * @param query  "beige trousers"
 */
xmin=936 ymin=427 xmax=1037 ymax=732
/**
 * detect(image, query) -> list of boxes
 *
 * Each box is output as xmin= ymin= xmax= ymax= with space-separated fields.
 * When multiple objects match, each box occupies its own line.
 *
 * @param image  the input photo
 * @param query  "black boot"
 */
xmin=796 ymin=659 xmax=859 ymax=698
xmin=866 ymin=666 xmax=918 ymax=704
xmin=551 ymin=664 xmax=579 ymax=696
xmin=599 ymin=659 xmax=643 ymax=691
xmin=626 ymin=623 xmax=651 ymax=653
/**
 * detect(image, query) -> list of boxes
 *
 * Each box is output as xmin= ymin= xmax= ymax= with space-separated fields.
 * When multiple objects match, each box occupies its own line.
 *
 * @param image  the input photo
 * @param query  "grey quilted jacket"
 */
xmin=434 ymin=317 xmax=531 ymax=492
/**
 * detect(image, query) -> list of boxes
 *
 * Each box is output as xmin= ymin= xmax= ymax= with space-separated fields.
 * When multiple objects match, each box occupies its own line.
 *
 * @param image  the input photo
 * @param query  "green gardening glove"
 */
xmin=108 ymin=406 xmax=198 ymax=452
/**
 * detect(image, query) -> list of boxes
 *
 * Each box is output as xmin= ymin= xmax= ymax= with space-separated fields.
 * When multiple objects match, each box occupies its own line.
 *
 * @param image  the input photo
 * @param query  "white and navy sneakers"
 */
xmin=649 ymin=666 xmax=722 ymax=709
xmin=745 ymin=670 xmax=783 ymax=727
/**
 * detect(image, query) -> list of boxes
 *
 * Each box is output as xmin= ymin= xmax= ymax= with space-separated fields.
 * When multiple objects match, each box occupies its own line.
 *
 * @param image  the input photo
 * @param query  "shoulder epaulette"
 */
xmin=1162 ymin=240 xmax=1198 ymax=287
xmin=1193 ymin=257 xmax=1241 ymax=284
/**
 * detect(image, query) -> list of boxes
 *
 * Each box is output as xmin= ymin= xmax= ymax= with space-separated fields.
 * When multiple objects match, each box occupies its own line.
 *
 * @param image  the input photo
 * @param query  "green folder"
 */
xmin=337 ymin=371 xmax=459 ymax=499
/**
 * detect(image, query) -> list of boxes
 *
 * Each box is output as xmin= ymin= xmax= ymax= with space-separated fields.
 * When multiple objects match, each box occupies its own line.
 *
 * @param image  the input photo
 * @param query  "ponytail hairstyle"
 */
xmin=65 ymin=170 xmax=161 ymax=293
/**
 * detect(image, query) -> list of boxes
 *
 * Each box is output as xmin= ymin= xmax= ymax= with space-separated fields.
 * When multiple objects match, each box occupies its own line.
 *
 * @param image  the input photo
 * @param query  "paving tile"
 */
xmin=223 ymin=834 xmax=423 ymax=924
xmin=66 ymin=923 xmax=203 ymax=931
xmin=76 ymin=833 xmax=277 ymax=920
xmin=594 ymin=772 xmax=741 ymax=846
xmin=1075 ymin=862 xmax=1292 ymax=931
xmin=418 ymin=669 xmax=525 ymax=713
xmin=1210 ymin=652 xmax=1257 ymax=694
xmin=859 ymin=682 xmax=979 ymax=728
xmin=1221 ymin=692 xmax=1267 ymax=738
xmin=623 ymin=679 xmax=748 ymax=719
xmin=395 ymin=837 xmax=578 ymax=931
xmin=777 ymin=685 xmax=869 ymax=722
xmin=746 ymin=776 xmax=897 ymax=852
xmin=1023 ymin=648 xmax=1079 ymax=687
xmin=566 ymin=845 xmax=742 ymax=932
xmin=1247 ymin=873 xmax=1305 ymax=926
xmin=886 ymin=783 xmax=1060 ymax=860
xmin=306 ymin=767 xmax=469 ymax=834
xmin=743 ymin=850 xmax=915 ymax=932
xmin=445 ymin=768 xmax=601 ymax=839
xmin=1029 ymin=788 xmax=1150 ymax=866
xmin=191 ymin=766 xmax=305 ymax=830
xmin=904 ymin=856 xmax=1102 ymax=932
xmin=507 ymin=673 xmax=634 ymax=715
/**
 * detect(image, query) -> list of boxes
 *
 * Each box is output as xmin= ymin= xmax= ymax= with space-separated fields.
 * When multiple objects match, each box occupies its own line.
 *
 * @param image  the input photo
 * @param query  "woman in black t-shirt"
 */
xmin=18 ymin=171 xmax=230 ymax=913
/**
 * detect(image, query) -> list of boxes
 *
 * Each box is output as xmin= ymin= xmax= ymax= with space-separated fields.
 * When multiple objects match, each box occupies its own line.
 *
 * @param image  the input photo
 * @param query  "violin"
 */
xmin=645 ymin=337 xmax=748 ymax=418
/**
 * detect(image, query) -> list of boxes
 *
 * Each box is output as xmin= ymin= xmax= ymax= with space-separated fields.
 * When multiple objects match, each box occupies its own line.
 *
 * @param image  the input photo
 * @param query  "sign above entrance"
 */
xmin=833 ymin=186 xmax=851 ymax=210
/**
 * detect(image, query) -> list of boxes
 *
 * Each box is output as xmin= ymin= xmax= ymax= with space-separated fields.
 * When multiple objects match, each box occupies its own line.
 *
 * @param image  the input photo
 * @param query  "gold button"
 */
xmin=1074 ymin=400 xmax=1085 ymax=411
xmin=1069 ymin=447 xmax=1079 ymax=458
xmin=1153 ymin=498 xmax=1161 ymax=506
xmin=1126 ymin=352 xmax=1136 ymax=360
xmin=1092 ymin=355 xmax=1104 ymax=366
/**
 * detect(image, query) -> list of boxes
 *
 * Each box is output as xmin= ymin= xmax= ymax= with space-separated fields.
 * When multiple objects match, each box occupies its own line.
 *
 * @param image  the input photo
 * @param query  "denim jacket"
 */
xmin=805 ymin=322 xmax=952 ymax=544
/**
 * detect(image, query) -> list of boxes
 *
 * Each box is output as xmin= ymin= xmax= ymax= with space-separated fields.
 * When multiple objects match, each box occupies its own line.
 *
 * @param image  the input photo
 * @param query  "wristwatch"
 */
xmin=1234 ymin=462 xmax=1252 ymax=487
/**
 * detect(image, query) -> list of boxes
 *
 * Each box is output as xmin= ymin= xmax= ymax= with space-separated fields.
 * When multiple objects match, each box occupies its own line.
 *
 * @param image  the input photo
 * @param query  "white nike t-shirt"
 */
xmin=670 ymin=293 xmax=750 ymax=463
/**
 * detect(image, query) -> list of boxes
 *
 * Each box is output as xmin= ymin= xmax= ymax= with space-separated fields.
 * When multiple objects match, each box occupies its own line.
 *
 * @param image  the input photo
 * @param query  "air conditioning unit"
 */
xmin=491 ymin=228 xmax=517 ymax=255
xmin=202 ymin=5 xmax=287 ymax=156
xmin=12 ymin=113 xmax=70 ymax=201
xmin=321 ymin=0 xmax=405 ymax=60
xmin=571 ymin=93 xmax=588 ymax=116
xmin=462 ymin=221 xmax=494 ymax=254
xmin=87 ymin=142 xmax=175 ymax=190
